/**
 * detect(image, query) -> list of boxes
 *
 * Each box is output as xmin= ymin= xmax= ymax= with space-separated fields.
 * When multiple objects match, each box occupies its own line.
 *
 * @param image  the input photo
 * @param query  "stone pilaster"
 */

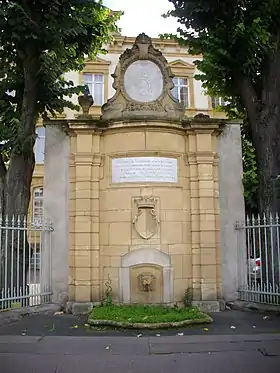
xmin=187 ymin=128 xmax=221 ymax=308
xmin=196 ymin=150 xmax=218 ymax=302
xmin=69 ymin=129 xmax=102 ymax=302
xmin=186 ymin=140 xmax=200 ymax=300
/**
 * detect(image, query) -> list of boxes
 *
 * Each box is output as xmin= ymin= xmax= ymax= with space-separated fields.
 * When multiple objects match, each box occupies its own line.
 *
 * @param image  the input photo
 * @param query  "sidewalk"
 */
xmin=0 ymin=308 xmax=279 ymax=337
xmin=1 ymin=309 xmax=280 ymax=373
xmin=1 ymin=332 xmax=280 ymax=373
xmin=1 ymin=333 xmax=280 ymax=354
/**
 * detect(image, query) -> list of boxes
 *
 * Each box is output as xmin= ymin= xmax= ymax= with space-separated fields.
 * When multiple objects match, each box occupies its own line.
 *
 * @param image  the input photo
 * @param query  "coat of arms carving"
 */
xmin=132 ymin=196 xmax=159 ymax=240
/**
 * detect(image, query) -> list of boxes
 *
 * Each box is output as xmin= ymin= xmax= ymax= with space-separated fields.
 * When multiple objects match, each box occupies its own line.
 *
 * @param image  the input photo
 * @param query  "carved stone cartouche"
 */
xmin=132 ymin=196 xmax=159 ymax=240
xmin=101 ymin=32 xmax=185 ymax=121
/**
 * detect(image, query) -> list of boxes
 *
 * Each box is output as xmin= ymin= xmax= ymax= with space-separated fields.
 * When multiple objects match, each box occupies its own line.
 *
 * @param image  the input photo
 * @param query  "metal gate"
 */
xmin=236 ymin=215 xmax=280 ymax=305
xmin=0 ymin=215 xmax=53 ymax=310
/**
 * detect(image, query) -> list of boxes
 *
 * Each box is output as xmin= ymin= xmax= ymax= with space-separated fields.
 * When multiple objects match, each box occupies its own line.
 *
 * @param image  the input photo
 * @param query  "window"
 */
xmin=171 ymin=77 xmax=189 ymax=107
xmin=30 ymin=246 xmax=41 ymax=271
xmin=211 ymin=97 xmax=225 ymax=109
xmin=83 ymin=73 xmax=104 ymax=105
xmin=33 ymin=187 xmax=43 ymax=224
xmin=35 ymin=127 xmax=45 ymax=164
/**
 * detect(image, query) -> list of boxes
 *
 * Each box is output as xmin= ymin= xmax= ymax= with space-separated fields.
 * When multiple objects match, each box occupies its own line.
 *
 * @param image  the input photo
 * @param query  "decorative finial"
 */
xmin=135 ymin=33 xmax=152 ymax=45
xmin=78 ymin=87 xmax=94 ymax=114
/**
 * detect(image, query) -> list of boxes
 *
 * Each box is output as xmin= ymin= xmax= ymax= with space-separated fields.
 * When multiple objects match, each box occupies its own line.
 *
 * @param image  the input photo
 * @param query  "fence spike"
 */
xmin=17 ymin=215 xmax=21 ymax=228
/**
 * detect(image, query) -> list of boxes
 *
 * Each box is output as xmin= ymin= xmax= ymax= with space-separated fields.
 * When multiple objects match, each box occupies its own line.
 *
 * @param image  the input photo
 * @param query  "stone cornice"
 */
xmin=44 ymin=115 xmax=231 ymax=136
xmin=108 ymin=35 xmax=203 ymax=59
xmin=74 ymin=153 xmax=103 ymax=166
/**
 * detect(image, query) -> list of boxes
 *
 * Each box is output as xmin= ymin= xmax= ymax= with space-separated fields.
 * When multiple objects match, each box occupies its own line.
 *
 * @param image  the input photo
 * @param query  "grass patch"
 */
xmin=89 ymin=305 xmax=207 ymax=324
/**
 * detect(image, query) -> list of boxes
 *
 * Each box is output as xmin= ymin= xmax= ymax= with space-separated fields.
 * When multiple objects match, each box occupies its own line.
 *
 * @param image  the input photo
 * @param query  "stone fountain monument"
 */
xmin=43 ymin=33 xmax=245 ymax=312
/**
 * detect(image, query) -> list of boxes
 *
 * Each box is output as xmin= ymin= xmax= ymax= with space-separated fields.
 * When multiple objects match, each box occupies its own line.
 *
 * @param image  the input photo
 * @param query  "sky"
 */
xmin=103 ymin=0 xmax=179 ymax=37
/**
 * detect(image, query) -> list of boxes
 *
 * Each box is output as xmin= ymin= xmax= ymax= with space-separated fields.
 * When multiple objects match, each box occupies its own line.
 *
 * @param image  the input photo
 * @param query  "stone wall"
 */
xmin=44 ymin=124 xmax=69 ymax=304
xmin=218 ymin=122 xmax=245 ymax=302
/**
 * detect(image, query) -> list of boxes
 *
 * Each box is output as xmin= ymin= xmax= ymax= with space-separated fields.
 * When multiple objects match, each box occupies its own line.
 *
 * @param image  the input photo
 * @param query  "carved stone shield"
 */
xmin=132 ymin=197 xmax=159 ymax=240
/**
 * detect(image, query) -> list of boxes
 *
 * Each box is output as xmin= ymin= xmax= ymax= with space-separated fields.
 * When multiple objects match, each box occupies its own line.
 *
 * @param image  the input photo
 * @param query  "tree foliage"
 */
xmin=0 ymin=0 xmax=120 ymax=215
xmin=0 ymin=0 xmax=121 ymax=298
xmin=242 ymin=136 xmax=259 ymax=214
xmin=164 ymin=0 xmax=280 ymax=214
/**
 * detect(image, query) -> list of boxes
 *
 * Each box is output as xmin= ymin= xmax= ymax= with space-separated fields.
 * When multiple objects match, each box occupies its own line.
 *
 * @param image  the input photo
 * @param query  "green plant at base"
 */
xmin=11 ymin=302 xmax=21 ymax=309
xmin=104 ymin=275 xmax=113 ymax=306
xmin=89 ymin=305 xmax=206 ymax=324
xmin=182 ymin=287 xmax=193 ymax=308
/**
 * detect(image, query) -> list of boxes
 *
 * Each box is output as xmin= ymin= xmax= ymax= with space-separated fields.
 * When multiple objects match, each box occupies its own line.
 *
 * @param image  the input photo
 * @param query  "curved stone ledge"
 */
xmin=88 ymin=314 xmax=213 ymax=329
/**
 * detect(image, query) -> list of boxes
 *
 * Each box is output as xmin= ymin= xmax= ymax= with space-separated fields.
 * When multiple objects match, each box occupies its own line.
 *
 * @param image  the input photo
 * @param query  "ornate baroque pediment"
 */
xmin=83 ymin=56 xmax=111 ymax=74
xmin=169 ymin=59 xmax=195 ymax=69
xmin=169 ymin=59 xmax=195 ymax=78
xmin=101 ymin=33 xmax=185 ymax=121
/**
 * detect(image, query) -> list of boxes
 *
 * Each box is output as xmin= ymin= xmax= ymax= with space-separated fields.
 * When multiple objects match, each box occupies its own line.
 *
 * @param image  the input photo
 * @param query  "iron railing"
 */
xmin=236 ymin=214 xmax=280 ymax=305
xmin=0 ymin=215 xmax=53 ymax=310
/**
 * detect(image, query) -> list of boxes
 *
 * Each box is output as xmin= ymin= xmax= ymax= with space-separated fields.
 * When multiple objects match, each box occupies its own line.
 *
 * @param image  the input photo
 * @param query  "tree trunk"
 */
xmin=256 ymin=47 xmax=280 ymax=213
xmin=254 ymin=116 xmax=280 ymax=214
xmin=253 ymin=111 xmax=280 ymax=290
xmin=235 ymin=65 xmax=280 ymax=292
xmin=0 ymin=45 xmax=38 ymax=308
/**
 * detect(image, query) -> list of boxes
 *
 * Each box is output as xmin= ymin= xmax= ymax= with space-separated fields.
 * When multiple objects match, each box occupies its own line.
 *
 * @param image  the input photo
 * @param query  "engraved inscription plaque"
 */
xmin=112 ymin=157 xmax=178 ymax=183
xmin=123 ymin=60 xmax=163 ymax=102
